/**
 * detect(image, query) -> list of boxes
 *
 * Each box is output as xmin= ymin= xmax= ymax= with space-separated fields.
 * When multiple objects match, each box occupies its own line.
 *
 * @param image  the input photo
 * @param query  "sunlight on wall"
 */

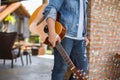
xmin=21 ymin=0 xmax=42 ymax=15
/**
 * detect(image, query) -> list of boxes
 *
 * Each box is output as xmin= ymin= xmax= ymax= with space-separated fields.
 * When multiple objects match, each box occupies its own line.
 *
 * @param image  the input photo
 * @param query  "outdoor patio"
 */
xmin=0 ymin=55 xmax=54 ymax=80
xmin=0 ymin=0 xmax=120 ymax=80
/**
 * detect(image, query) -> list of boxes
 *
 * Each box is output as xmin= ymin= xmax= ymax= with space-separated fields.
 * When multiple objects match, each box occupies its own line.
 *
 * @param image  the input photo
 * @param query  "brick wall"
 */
xmin=87 ymin=0 xmax=120 ymax=80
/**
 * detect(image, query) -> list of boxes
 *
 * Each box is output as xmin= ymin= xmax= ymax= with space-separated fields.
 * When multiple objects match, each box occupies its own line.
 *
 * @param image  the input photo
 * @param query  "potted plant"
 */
xmin=0 ymin=14 xmax=16 ymax=32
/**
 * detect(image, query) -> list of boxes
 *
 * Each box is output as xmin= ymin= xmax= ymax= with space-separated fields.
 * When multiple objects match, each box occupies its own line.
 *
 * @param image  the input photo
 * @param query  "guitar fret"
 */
xmin=56 ymin=42 xmax=75 ymax=68
xmin=56 ymin=42 xmax=88 ymax=80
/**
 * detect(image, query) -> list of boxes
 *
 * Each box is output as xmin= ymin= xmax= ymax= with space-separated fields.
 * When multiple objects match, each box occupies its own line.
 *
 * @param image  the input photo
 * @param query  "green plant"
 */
xmin=34 ymin=36 xmax=40 ymax=43
xmin=4 ymin=14 xmax=16 ymax=25
xmin=28 ymin=35 xmax=40 ymax=43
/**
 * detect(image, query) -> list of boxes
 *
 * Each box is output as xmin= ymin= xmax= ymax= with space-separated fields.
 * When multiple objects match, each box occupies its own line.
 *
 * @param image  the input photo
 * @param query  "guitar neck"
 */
xmin=55 ymin=42 xmax=75 ymax=69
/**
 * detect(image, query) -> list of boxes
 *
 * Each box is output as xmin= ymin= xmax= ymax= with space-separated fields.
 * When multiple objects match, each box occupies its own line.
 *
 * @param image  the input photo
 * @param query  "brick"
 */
xmin=88 ymin=0 xmax=120 ymax=79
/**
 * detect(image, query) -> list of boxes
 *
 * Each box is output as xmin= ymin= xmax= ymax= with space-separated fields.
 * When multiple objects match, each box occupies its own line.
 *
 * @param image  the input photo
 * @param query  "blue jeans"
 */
xmin=51 ymin=37 xmax=88 ymax=80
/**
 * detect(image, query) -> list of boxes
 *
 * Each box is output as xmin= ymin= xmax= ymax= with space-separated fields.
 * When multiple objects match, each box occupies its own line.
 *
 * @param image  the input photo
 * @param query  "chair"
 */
xmin=18 ymin=33 xmax=32 ymax=64
xmin=0 ymin=32 xmax=24 ymax=68
xmin=23 ymin=48 xmax=32 ymax=64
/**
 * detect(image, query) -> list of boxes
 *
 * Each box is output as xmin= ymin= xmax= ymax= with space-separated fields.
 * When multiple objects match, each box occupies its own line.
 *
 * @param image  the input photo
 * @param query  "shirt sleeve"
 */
xmin=44 ymin=7 xmax=57 ymax=21
xmin=43 ymin=0 xmax=64 ymax=21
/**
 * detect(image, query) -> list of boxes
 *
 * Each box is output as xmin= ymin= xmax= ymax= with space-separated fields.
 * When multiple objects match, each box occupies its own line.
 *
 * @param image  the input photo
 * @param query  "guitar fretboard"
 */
xmin=55 ymin=42 xmax=75 ymax=69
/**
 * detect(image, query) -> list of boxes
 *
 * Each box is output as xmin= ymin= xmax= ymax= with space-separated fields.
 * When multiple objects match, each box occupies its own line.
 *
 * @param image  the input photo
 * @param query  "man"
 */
xmin=43 ymin=0 xmax=89 ymax=80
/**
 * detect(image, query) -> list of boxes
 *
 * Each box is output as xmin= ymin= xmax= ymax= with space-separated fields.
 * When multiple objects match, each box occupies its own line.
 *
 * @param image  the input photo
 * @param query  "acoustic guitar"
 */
xmin=28 ymin=4 xmax=88 ymax=80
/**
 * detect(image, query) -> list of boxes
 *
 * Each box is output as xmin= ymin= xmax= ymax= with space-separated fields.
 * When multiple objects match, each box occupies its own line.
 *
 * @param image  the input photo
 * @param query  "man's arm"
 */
xmin=47 ymin=18 xmax=61 ymax=47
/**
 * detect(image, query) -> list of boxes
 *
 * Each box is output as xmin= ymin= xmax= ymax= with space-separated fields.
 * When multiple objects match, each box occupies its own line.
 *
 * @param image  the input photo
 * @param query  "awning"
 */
xmin=15 ymin=4 xmax=30 ymax=18
xmin=0 ymin=2 xmax=30 ymax=22
xmin=0 ymin=5 xmax=7 ymax=13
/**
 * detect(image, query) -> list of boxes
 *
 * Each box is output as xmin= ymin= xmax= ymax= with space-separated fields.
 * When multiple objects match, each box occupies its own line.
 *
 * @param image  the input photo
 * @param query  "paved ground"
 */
xmin=0 ymin=55 xmax=54 ymax=80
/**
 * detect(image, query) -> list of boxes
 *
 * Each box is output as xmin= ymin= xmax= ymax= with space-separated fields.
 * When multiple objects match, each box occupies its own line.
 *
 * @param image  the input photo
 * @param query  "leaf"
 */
xmin=4 ymin=14 xmax=16 ymax=25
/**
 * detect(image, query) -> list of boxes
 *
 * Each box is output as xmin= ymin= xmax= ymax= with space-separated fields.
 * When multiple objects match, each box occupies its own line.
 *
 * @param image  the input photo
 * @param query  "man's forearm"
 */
xmin=47 ymin=18 xmax=56 ymax=36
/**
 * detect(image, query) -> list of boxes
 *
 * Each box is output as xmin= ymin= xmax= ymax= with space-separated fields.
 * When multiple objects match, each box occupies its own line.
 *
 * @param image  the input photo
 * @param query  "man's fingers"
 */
xmin=56 ymin=35 xmax=61 ymax=42
xmin=85 ymin=37 xmax=89 ymax=46
xmin=53 ymin=35 xmax=61 ymax=47
xmin=48 ymin=34 xmax=61 ymax=47
xmin=53 ymin=42 xmax=56 ymax=47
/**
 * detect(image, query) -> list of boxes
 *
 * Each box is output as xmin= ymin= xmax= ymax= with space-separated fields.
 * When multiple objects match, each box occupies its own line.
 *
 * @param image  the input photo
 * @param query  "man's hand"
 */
xmin=48 ymin=33 xmax=61 ymax=47
xmin=85 ymin=37 xmax=89 ymax=46
xmin=46 ymin=18 xmax=61 ymax=47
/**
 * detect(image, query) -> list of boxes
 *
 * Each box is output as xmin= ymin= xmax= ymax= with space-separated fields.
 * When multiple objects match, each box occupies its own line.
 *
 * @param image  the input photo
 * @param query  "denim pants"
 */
xmin=51 ymin=37 xmax=88 ymax=80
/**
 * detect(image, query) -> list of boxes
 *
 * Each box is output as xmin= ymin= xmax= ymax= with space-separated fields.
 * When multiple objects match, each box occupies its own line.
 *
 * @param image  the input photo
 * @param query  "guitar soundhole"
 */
xmin=44 ymin=25 xmax=49 ymax=33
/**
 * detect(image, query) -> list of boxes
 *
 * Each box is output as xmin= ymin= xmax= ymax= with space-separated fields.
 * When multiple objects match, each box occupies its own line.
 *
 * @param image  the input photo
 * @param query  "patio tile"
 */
xmin=0 ymin=55 xmax=54 ymax=80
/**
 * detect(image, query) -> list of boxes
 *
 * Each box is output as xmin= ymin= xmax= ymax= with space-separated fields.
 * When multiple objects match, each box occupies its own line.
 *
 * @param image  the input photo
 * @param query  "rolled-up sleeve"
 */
xmin=43 ymin=7 xmax=57 ymax=21
xmin=43 ymin=0 xmax=64 ymax=21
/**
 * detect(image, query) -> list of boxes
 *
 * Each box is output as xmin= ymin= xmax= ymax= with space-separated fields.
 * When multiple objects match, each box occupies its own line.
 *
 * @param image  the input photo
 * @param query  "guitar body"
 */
xmin=64 ymin=68 xmax=72 ymax=80
xmin=28 ymin=4 xmax=88 ymax=80
xmin=28 ymin=4 xmax=66 ymax=44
